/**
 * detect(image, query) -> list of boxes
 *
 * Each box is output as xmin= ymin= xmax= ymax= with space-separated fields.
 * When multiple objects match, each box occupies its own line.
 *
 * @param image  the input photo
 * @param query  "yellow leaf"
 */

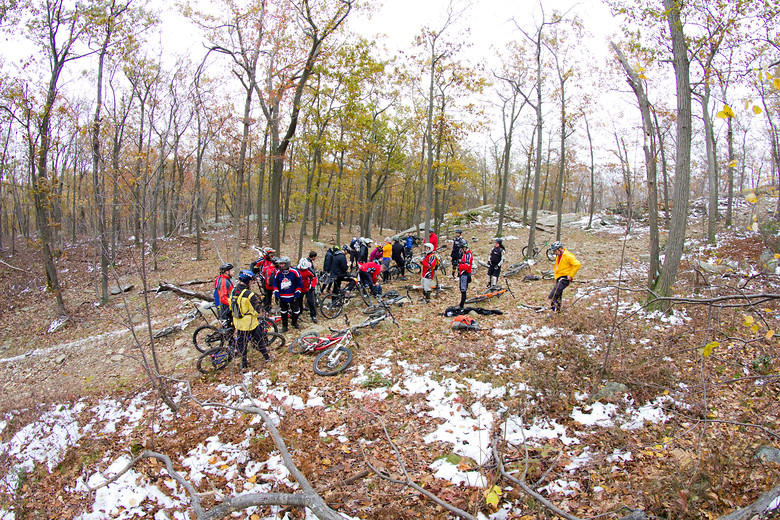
xmin=716 ymin=111 xmax=729 ymax=119
xmin=707 ymin=411 xmax=717 ymax=419
xmin=754 ymin=105 xmax=763 ymax=115
xmin=699 ymin=341 xmax=719 ymax=357
xmin=723 ymin=105 xmax=735 ymax=117
xmin=484 ymin=485 xmax=502 ymax=507
xmin=728 ymin=159 xmax=738 ymax=168
xmin=751 ymin=323 xmax=759 ymax=334
xmin=766 ymin=330 xmax=775 ymax=340
xmin=220 ymin=464 xmax=229 ymax=470
xmin=209 ymin=456 xmax=218 ymax=465
xmin=759 ymin=70 xmax=764 ymax=81
xmin=774 ymin=78 xmax=780 ymax=89
xmin=251 ymin=515 xmax=260 ymax=520
xmin=248 ymin=475 xmax=257 ymax=483
xmin=744 ymin=315 xmax=755 ymax=326
xmin=635 ymin=63 xmax=645 ymax=72
xmin=775 ymin=254 xmax=780 ymax=259
xmin=638 ymin=73 xmax=647 ymax=80
xmin=746 ymin=192 xmax=758 ymax=204
xmin=321 ymin=458 xmax=331 ymax=466
xmin=745 ymin=99 xmax=751 ymax=110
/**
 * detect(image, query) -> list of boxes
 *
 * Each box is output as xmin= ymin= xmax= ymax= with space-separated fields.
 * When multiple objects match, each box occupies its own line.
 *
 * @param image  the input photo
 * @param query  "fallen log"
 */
xmin=153 ymin=282 xmax=212 ymax=301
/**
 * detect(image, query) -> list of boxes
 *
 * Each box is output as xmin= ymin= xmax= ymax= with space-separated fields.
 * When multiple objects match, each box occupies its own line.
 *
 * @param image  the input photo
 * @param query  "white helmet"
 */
xmin=297 ymin=258 xmax=311 ymax=270
xmin=424 ymin=242 xmax=434 ymax=252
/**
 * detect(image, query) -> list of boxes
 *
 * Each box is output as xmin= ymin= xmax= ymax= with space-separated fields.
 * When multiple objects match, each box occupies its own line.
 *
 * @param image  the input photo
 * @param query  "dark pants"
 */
xmin=236 ymin=326 xmax=269 ymax=368
xmin=548 ymin=277 xmax=571 ymax=312
xmin=280 ymin=298 xmax=300 ymax=327
xmin=331 ymin=276 xmax=350 ymax=294
xmin=359 ymin=271 xmax=378 ymax=295
xmin=263 ymin=287 xmax=274 ymax=312
xmin=487 ymin=264 xmax=501 ymax=279
xmin=298 ymin=289 xmax=317 ymax=319
xmin=458 ymin=273 xmax=471 ymax=308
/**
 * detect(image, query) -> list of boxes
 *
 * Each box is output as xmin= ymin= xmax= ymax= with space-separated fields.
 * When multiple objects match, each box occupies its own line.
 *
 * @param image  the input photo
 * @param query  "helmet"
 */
xmin=332 ymin=245 xmax=341 ymax=251
xmin=262 ymin=247 xmax=276 ymax=258
xmin=550 ymin=241 xmax=563 ymax=251
xmin=461 ymin=241 xmax=469 ymax=249
xmin=219 ymin=263 xmax=234 ymax=273
xmin=238 ymin=269 xmax=254 ymax=284
xmin=429 ymin=228 xmax=434 ymax=233
xmin=424 ymin=242 xmax=434 ymax=252
xmin=297 ymin=258 xmax=311 ymax=270
xmin=271 ymin=256 xmax=280 ymax=265
xmin=455 ymin=229 xmax=462 ymax=234
xmin=495 ymin=238 xmax=503 ymax=245
xmin=278 ymin=256 xmax=291 ymax=269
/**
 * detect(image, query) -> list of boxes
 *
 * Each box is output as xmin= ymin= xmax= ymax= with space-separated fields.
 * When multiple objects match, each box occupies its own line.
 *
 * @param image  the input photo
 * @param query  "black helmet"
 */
xmin=495 ymin=238 xmax=503 ymax=245
xmin=429 ymin=228 xmax=434 ymax=233
xmin=238 ymin=269 xmax=254 ymax=284
xmin=455 ymin=229 xmax=462 ymax=234
xmin=461 ymin=241 xmax=469 ymax=249
xmin=550 ymin=241 xmax=563 ymax=251
xmin=219 ymin=263 xmax=234 ymax=273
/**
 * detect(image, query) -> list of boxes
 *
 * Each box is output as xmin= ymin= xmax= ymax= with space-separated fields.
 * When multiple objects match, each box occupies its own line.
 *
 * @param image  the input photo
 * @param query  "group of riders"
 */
xmin=212 ymin=229 xmax=580 ymax=368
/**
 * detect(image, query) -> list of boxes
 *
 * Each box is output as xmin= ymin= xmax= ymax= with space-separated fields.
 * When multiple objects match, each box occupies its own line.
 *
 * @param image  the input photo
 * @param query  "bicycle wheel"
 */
xmin=197 ymin=346 xmax=232 ymax=374
xmin=546 ymin=247 xmax=556 ymax=262
xmin=406 ymin=261 xmax=421 ymax=274
xmin=387 ymin=266 xmax=403 ymax=280
xmin=522 ymin=246 xmax=537 ymax=259
xmin=193 ymin=325 xmax=225 ymax=353
xmin=358 ymin=285 xmax=373 ymax=306
xmin=362 ymin=304 xmax=388 ymax=317
xmin=263 ymin=317 xmax=279 ymax=334
xmin=289 ymin=332 xmax=319 ymax=354
xmin=262 ymin=331 xmax=286 ymax=351
xmin=313 ymin=346 xmax=353 ymax=376
xmin=320 ymin=294 xmax=343 ymax=319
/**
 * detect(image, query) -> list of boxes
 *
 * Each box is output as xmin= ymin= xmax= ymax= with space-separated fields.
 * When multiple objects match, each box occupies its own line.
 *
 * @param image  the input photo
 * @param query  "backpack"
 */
xmin=451 ymin=315 xmax=479 ymax=331
xmin=230 ymin=289 xmax=250 ymax=321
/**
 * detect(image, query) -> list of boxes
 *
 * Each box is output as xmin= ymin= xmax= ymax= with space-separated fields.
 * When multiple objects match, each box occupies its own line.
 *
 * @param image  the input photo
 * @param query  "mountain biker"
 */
xmin=297 ymin=255 xmax=318 ymax=324
xmin=381 ymin=237 xmax=393 ymax=282
xmin=369 ymin=242 xmax=383 ymax=263
xmin=261 ymin=257 xmax=279 ymax=312
xmin=348 ymin=237 xmax=360 ymax=268
xmin=451 ymin=229 xmax=466 ymax=279
xmin=548 ymin=241 xmax=581 ymax=312
xmin=404 ymin=232 xmax=416 ymax=261
xmin=358 ymin=237 xmax=371 ymax=263
xmin=391 ymin=237 xmax=406 ymax=280
xmin=420 ymin=242 xmax=438 ymax=303
xmin=487 ymin=238 xmax=506 ymax=287
xmin=251 ymin=247 xmax=276 ymax=277
xmin=213 ymin=263 xmax=234 ymax=322
xmin=358 ymin=260 xmax=382 ymax=296
xmin=273 ymin=256 xmax=302 ymax=333
xmin=329 ymin=245 xmax=349 ymax=294
xmin=457 ymin=241 xmax=473 ymax=308
xmin=230 ymin=269 xmax=271 ymax=369
xmin=428 ymin=228 xmax=438 ymax=250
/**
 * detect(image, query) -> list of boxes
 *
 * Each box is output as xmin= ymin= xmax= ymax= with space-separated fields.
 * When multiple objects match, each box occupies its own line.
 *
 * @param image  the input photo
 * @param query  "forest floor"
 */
xmin=1 ymin=204 xmax=779 ymax=520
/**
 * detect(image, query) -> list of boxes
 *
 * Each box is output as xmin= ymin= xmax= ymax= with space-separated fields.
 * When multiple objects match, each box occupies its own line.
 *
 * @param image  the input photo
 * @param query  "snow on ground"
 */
xmin=0 ymin=324 xmax=673 ymax=518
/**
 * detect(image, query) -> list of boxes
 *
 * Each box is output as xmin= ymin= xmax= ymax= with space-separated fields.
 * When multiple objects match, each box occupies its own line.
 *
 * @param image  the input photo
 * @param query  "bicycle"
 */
xmin=386 ymin=264 xmax=408 ymax=281
xmin=522 ymin=241 xmax=556 ymax=261
xmin=196 ymin=325 xmax=286 ymax=374
xmin=503 ymin=261 xmax=531 ymax=278
xmin=193 ymin=305 xmax=281 ymax=353
xmin=464 ymin=279 xmax=515 ymax=304
xmin=288 ymin=320 xmax=358 ymax=376
xmin=404 ymin=255 xmax=422 ymax=275
xmin=362 ymin=289 xmax=411 ymax=316
xmin=319 ymin=277 xmax=373 ymax=319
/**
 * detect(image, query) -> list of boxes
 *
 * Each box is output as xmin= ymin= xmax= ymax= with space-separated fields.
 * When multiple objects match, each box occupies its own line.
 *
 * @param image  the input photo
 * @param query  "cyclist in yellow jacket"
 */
xmin=231 ymin=270 xmax=272 ymax=369
xmin=548 ymin=241 xmax=581 ymax=312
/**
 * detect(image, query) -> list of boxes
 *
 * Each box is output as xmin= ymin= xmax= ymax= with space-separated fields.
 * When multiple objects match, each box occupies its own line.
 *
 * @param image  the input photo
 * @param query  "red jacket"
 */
xmin=299 ymin=266 xmax=316 ymax=292
xmin=458 ymin=250 xmax=473 ymax=275
xmin=359 ymin=261 xmax=381 ymax=283
xmin=428 ymin=232 xmax=438 ymax=250
xmin=421 ymin=252 xmax=438 ymax=279
xmin=214 ymin=273 xmax=233 ymax=306
xmin=262 ymin=262 xmax=277 ymax=290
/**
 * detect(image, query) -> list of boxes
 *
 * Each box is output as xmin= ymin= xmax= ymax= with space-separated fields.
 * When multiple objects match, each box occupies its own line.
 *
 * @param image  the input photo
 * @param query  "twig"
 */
xmin=0 ymin=259 xmax=25 ymax=272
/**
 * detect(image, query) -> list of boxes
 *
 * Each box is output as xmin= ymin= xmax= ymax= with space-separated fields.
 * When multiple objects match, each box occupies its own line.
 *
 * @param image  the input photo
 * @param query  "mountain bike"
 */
xmin=193 ymin=307 xmax=281 ymax=353
xmin=503 ymin=261 xmax=531 ymax=278
xmin=196 ymin=325 xmax=286 ymax=374
xmin=362 ymin=289 xmax=411 ymax=316
xmin=320 ymin=277 xmax=373 ymax=319
xmin=522 ymin=241 xmax=556 ymax=261
xmin=404 ymin=255 xmax=422 ymax=275
xmin=464 ymin=279 xmax=515 ymax=304
xmin=288 ymin=322 xmax=358 ymax=376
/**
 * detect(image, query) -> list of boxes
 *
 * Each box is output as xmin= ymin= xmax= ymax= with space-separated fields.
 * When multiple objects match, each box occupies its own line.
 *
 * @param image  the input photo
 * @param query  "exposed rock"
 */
xmin=590 ymin=382 xmax=629 ymax=403
xmin=755 ymin=446 xmax=780 ymax=464
xmin=110 ymin=284 xmax=135 ymax=296
xmin=54 ymin=354 xmax=67 ymax=365
xmin=110 ymin=355 xmax=124 ymax=363
xmin=312 ymin=241 xmax=328 ymax=249
xmin=695 ymin=260 xmax=721 ymax=274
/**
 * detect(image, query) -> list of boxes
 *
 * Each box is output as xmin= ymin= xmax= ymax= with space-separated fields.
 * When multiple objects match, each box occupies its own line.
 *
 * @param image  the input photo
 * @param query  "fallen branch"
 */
xmin=719 ymin=482 xmax=780 ymax=520
xmin=0 ymin=259 xmax=25 ymax=272
xmin=152 ymin=282 xmax=212 ymax=301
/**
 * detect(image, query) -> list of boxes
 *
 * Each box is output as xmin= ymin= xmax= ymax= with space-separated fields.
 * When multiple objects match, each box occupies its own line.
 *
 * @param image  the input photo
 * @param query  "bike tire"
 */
xmin=193 ymin=325 xmax=224 ymax=353
xmin=362 ymin=304 xmax=388 ymax=317
xmin=320 ymin=294 xmax=343 ymax=319
xmin=264 ymin=317 xmax=279 ymax=334
xmin=522 ymin=246 xmax=538 ymax=259
xmin=407 ymin=261 xmax=421 ymax=274
xmin=358 ymin=285 xmax=373 ymax=306
xmin=546 ymin=247 xmax=556 ymax=262
xmin=313 ymin=346 xmax=353 ymax=376
xmin=262 ymin=331 xmax=286 ymax=351
xmin=289 ymin=332 xmax=319 ymax=354
xmin=197 ymin=346 xmax=232 ymax=374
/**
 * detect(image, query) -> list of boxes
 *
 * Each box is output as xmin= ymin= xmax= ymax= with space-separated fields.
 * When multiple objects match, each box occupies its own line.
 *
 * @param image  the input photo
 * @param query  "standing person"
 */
xmin=450 ymin=229 xmax=466 ymax=279
xmin=420 ymin=243 xmax=438 ymax=303
xmin=428 ymin=228 xmax=438 ymax=250
xmin=391 ymin=237 xmax=406 ymax=280
xmin=213 ymin=263 xmax=234 ymax=323
xmin=358 ymin=260 xmax=382 ymax=296
xmin=487 ymin=238 xmax=506 ymax=287
xmin=251 ymin=247 xmax=276 ymax=276
xmin=548 ymin=241 xmax=581 ymax=312
xmin=230 ymin=269 xmax=271 ymax=369
xmin=457 ymin=242 xmax=473 ymax=308
xmin=369 ymin=242 xmax=383 ymax=263
xmin=297 ymin=255 xmax=318 ymax=323
xmin=322 ymin=245 xmax=335 ymax=293
xmin=404 ymin=232 xmax=416 ymax=261
xmin=261 ymin=257 xmax=279 ymax=312
xmin=273 ymin=256 xmax=302 ymax=333
xmin=358 ymin=238 xmax=371 ymax=263
xmin=381 ymin=237 xmax=393 ymax=282
xmin=348 ymin=237 xmax=360 ymax=268
xmin=329 ymin=245 xmax=349 ymax=294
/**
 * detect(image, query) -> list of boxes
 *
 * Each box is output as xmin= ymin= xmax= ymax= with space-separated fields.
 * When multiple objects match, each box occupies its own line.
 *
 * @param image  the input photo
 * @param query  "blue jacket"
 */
xmin=273 ymin=268 xmax=302 ymax=301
